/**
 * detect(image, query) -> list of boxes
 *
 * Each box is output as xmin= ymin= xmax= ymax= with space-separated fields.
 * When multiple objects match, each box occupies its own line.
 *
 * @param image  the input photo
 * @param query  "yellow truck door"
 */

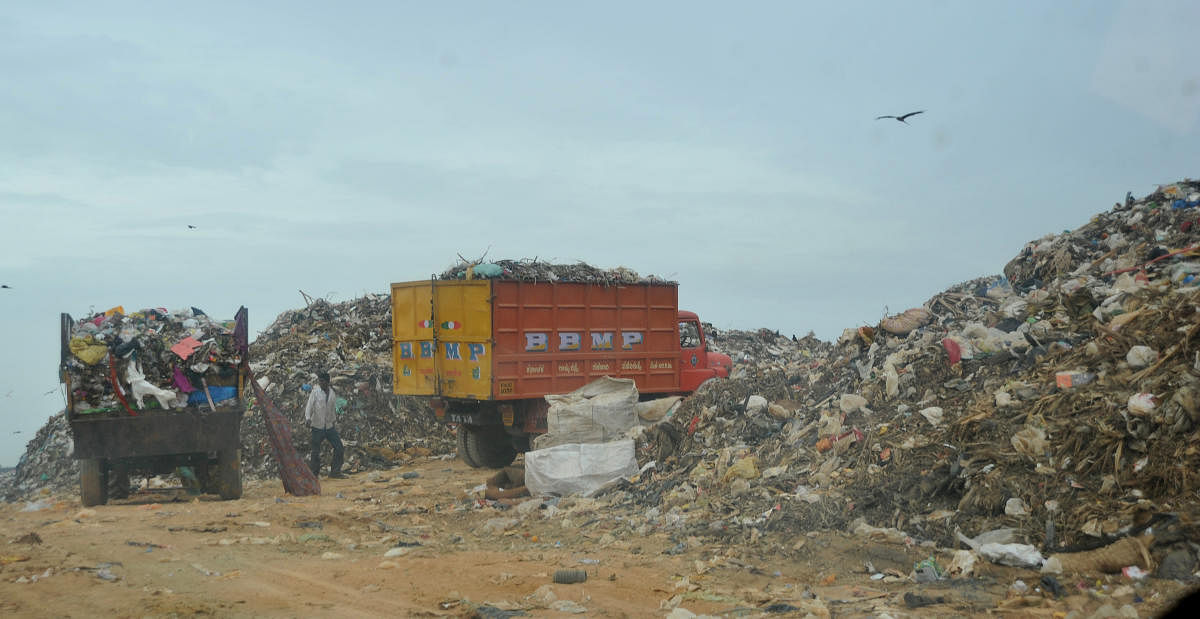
xmin=430 ymin=280 xmax=492 ymax=399
xmin=391 ymin=280 xmax=493 ymax=399
xmin=392 ymin=281 xmax=437 ymax=395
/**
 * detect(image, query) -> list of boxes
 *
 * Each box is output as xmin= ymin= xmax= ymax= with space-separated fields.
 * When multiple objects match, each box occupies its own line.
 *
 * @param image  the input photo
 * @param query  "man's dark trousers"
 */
xmin=309 ymin=427 xmax=344 ymax=476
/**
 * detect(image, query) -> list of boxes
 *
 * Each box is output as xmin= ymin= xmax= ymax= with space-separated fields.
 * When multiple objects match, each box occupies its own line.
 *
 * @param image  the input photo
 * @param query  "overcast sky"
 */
xmin=1 ymin=1 xmax=1197 ymax=466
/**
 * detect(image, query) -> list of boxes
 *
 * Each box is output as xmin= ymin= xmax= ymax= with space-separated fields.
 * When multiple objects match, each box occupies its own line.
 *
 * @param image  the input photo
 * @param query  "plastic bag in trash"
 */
xmin=472 ymin=263 xmax=505 ymax=278
xmin=879 ymin=307 xmax=931 ymax=335
xmin=1127 ymin=393 xmax=1157 ymax=416
xmin=978 ymin=543 xmax=1044 ymax=568
xmin=1125 ymin=346 xmax=1157 ymax=369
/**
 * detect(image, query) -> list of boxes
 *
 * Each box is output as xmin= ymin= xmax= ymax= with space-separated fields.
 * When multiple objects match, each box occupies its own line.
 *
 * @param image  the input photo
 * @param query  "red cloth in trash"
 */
xmin=247 ymin=368 xmax=320 ymax=497
xmin=941 ymin=338 xmax=962 ymax=365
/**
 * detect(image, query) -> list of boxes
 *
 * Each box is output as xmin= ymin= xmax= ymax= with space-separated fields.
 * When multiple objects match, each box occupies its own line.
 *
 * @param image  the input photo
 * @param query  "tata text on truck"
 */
xmin=391 ymin=278 xmax=732 ymax=467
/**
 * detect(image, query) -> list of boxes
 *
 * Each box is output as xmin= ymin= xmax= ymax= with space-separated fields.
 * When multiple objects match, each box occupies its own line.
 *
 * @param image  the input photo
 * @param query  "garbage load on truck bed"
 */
xmin=61 ymin=305 xmax=248 ymax=505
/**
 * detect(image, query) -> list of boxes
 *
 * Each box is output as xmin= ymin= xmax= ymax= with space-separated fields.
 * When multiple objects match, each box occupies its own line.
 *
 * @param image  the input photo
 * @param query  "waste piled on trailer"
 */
xmin=7 ymin=182 xmax=1200 ymax=586
xmin=438 ymin=258 xmax=674 ymax=284
xmin=63 ymin=306 xmax=244 ymax=415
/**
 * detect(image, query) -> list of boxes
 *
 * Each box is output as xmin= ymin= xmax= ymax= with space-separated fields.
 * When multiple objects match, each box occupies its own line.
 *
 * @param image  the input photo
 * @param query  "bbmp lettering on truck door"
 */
xmin=397 ymin=342 xmax=413 ymax=359
xmin=590 ymin=332 xmax=613 ymax=350
xmin=419 ymin=342 xmax=435 ymax=358
xmin=621 ymin=332 xmax=643 ymax=350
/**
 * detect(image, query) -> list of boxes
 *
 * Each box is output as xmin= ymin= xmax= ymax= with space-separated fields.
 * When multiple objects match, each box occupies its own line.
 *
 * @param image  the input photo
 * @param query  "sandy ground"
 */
xmin=2 ymin=457 xmax=1197 ymax=618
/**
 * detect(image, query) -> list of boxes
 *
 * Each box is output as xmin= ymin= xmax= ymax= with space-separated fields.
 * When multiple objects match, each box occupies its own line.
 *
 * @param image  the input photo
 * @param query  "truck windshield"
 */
xmin=678 ymin=321 xmax=701 ymax=348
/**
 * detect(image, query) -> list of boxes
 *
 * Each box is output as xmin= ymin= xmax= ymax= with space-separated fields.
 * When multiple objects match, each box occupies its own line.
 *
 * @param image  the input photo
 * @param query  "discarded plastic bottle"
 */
xmin=553 ymin=569 xmax=588 ymax=584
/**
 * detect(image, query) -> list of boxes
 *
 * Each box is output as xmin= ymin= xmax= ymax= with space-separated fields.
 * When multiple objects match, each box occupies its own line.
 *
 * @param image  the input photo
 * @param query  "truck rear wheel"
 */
xmin=464 ymin=425 xmax=517 ymax=469
xmin=214 ymin=449 xmax=242 ymax=500
xmin=457 ymin=425 xmax=481 ymax=468
xmin=80 ymin=458 xmax=107 ymax=507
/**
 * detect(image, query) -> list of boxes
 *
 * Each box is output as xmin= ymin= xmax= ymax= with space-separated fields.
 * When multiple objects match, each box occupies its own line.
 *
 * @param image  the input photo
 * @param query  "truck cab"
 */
xmin=677 ymin=311 xmax=732 ymax=391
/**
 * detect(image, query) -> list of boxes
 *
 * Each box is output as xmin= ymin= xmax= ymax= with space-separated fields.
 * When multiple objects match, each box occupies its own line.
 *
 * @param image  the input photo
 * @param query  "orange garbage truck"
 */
xmin=391 ymin=278 xmax=732 ymax=467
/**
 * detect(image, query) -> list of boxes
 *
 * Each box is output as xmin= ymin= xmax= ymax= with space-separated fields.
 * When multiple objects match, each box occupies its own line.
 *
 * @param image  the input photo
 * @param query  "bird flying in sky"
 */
xmin=187 ymin=224 xmax=197 ymax=229
xmin=875 ymin=110 xmax=925 ymax=124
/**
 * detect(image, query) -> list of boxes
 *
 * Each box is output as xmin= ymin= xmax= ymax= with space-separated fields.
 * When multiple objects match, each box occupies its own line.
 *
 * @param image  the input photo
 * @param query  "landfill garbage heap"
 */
xmin=7 ymin=179 xmax=1200 ymax=583
xmin=244 ymin=294 xmax=453 ymax=479
xmin=616 ymin=180 xmax=1200 ymax=578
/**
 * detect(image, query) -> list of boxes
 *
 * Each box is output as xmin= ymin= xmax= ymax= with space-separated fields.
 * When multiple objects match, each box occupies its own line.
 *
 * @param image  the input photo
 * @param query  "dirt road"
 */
xmin=1 ymin=457 xmax=1194 ymax=617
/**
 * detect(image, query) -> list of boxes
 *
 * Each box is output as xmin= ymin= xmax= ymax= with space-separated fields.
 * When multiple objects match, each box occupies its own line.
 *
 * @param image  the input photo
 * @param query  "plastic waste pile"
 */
xmin=64 ymin=306 xmax=244 ymax=415
xmin=243 ymin=294 xmax=453 ymax=479
xmin=615 ymin=180 xmax=1200 ymax=579
xmin=2 ymin=413 xmax=75 ymax=502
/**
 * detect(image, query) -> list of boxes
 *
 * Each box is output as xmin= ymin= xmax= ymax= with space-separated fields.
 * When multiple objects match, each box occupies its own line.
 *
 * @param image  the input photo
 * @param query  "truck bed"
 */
xmin=392 ymin=279 xmax=682 ymax=400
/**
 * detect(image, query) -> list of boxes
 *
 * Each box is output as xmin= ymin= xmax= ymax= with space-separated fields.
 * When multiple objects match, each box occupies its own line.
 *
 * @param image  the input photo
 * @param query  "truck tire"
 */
xmin=464 ymin=425 xmax=517 ymax=469
xmin=107 ymin=462 xmax=130 ymax=500
xmin=457 ymin=425 xmax=481 ymax=468
xmin=80 ymin=458 xmax=107 ymax=507
xmin=195 ymin=462 xmax=215 ymax=494
xmin=214 ymin=449 xmax=242 ymax=500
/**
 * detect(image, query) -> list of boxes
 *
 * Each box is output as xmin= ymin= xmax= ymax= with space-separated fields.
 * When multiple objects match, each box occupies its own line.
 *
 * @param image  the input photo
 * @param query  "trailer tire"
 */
xmin=80 ymin=458 xmax=107 ymax=507
xmin=107 ymin=462 xmax=130 ymax=500
xmin=465 ymin=425 xmax=517 ymax=469
xmin=457 ymin=425 xmax=481 ymax=468
xmin=214 ymin=449 xmax=242 ymax=500
xmin=195 ymin=462 xmax=214 ymax=494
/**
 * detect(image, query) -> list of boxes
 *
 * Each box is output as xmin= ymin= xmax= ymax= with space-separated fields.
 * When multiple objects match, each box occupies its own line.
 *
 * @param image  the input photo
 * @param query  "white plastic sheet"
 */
xmin=525 ymin=439 xmax=638 ymax=498
xmin=535 ymin=377 xmax=638 ymax=449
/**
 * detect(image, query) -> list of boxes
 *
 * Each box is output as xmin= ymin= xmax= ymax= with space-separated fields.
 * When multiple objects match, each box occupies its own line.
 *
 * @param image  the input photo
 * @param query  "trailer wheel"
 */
xmin=464 ymin=425 xmax=517 ymax=469
xmin=107 ymin=462 xmax=130 ymax=500
xmin=456 ymin=425 xmax=481 ymax=468
xmin=214 ymin=449 xmax=242 ymax=500
xmin=80 ymin=458 xmax=107 ymax=507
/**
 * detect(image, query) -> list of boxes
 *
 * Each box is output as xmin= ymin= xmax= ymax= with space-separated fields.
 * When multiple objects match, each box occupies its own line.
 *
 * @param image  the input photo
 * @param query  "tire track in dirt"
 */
xmin=225 ymin=560 xmax=420 ymax=618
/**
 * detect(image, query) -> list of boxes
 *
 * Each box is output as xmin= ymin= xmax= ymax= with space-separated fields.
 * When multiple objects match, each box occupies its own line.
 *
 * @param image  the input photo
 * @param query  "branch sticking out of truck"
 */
xmin=391 ymin=276 xmax=731 ymax=468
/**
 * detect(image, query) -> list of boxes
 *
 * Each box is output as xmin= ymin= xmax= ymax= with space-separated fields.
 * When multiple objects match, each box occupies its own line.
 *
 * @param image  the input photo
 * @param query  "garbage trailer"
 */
xmin=61 ymin=306 xmax=248 ymax=506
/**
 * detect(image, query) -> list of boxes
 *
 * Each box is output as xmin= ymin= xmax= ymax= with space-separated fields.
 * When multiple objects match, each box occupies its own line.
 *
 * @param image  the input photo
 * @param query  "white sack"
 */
xmin=538 ymin=377 xmax=638 ymax=447
xmin=525 ymin=440 xmax=638 ymax=498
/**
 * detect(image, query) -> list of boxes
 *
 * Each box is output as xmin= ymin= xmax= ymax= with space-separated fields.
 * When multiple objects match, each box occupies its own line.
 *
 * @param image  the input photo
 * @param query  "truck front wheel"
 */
xmin=79 ymin=458 xmax=107 ymax=507
xmin=214 ymin=449 xmax=242 ymax=500
xmin=463 ymin=425 xmax=517 ymax=469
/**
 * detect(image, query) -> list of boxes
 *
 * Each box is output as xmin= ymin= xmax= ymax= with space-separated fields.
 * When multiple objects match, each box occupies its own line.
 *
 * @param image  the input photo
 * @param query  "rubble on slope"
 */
xmin=2 ymin=413 xmax=75 ymax=502
xmin=619 ymin=180 xmax=1200 ymax=578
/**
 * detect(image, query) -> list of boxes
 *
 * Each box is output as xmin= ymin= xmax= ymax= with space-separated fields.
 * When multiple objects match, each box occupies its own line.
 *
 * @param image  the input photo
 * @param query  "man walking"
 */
xmin=305 ymin=370 xmax=345 ymax=478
